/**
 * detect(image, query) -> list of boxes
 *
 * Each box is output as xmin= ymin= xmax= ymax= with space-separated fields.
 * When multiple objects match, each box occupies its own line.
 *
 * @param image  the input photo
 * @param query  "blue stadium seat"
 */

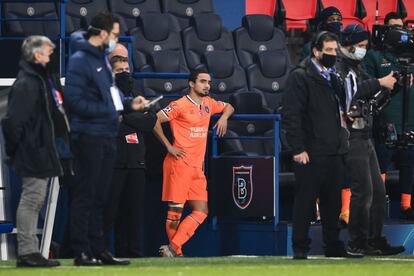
xmin=203 ymin=50 xmax=248 ymax=102
xmin=132 ymin=13 xmax=188 ymax=72
xmin=142 ymin=50 xmax=189 ymax=107
xmin=160 ymin=0 xmax=214 ymax=30
xmin=182 ymin=13 xmax=236 ymax=71
xmin=2 ymin=3 xmax=59 ymax=37
xmin=108 ymin=0 xmax=161 ymax=35
xmin=227 ymin=91 xmax=274 ymax=155
xmin=234 ymin=14 xmax=290 ymax=69
xmin=65 ymin=0 xmax=108 ymax=34
xmin=247 ymin=50 xmax=291 ymax=112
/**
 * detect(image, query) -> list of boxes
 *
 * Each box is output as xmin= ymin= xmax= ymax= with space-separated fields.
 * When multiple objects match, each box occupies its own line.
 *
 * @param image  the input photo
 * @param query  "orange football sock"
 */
xmin=381 ymin=173 xmax=386 ymax=184
xmin=341 ymin=188 xmax=351 ymax=214
xmin=166 ymin=211 xmax=182 ymax=240
xmin=170 ymin=211 xmax=207 ymax=252
xmin=401 ymin=193 xmax=412 ymax=211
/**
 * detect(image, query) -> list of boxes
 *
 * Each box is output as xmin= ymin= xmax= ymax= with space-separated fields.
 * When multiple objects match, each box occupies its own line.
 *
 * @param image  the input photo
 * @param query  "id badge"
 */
xmin=110 ymin=86 xmax=124 ymax=111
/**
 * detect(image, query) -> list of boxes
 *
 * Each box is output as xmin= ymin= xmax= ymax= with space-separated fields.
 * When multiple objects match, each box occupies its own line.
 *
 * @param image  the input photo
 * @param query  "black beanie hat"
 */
xmin=341 ymin=24 xmax=369 ymax=46
xmin=319 ymin=6 xmax=342 ymax=24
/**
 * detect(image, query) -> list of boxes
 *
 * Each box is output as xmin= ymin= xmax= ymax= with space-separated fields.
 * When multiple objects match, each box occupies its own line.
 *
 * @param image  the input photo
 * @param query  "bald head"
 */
xmin=108 ymin=43 xmax=128 ymax=59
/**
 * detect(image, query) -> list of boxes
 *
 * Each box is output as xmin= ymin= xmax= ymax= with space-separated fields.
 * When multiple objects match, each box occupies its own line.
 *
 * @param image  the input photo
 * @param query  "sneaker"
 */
xmin=159 ymin=244 xmax=177 ymax=258
xmin=401 ymin=208 xmax=414 ymax=220
xmin=346 ymin=244 xmax=365 ymax=258
xmin=293 ymin=250 xmax=308 ymax=260
xmin=346 ymin=241 xmax=381 ymax=257
xmin=368 ymin=237 xmax=405 ymax=256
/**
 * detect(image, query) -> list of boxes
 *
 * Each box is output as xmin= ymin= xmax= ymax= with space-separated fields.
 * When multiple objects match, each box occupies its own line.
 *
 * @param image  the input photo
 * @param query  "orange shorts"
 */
xmin=162 ymin=155 xmax=207 ymax=203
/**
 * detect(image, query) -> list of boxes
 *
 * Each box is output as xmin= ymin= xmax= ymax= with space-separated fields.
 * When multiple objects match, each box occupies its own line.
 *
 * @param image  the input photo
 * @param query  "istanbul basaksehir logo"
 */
xmin=232 ymin=166 xmax=253 ymax=210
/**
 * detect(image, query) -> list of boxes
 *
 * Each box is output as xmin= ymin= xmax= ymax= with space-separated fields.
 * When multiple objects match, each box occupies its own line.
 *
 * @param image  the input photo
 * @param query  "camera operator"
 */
xmin=336 ymin=24 xmax=405 ymax=256
xmin=363 ymin=12 xmax=414 ymax=219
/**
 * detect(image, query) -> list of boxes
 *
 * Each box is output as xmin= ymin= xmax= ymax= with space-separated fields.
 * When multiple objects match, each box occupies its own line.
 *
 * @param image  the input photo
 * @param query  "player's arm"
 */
xmin=213 ymin=103 xmax=234 ymax=137
xmin=153 ymin=111 xmax=186 ymax=158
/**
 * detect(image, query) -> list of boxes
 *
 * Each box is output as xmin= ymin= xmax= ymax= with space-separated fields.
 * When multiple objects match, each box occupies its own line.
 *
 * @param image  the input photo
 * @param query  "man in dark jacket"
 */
xmin=2 ymin=36 xmax=70 ymax=267
xmin=103 ymin=55 xmax=156 ymax=257
xmin=64 ymin=12 xmax=143 ymax=266
xmin=336 ymin=24 xmax=404 ymax=257
xmin=283 ymin=31 xmax=350 ymax=259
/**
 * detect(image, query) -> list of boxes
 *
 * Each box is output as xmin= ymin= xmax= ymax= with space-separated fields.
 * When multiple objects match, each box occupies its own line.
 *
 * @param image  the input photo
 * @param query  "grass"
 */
xmin=1 ymin=256 xmax=414 ymax=275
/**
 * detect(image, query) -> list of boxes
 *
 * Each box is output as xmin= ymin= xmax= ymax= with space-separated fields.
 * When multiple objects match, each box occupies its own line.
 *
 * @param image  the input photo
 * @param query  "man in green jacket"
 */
xmin=362 ymin=12 xmax=414 ymax=219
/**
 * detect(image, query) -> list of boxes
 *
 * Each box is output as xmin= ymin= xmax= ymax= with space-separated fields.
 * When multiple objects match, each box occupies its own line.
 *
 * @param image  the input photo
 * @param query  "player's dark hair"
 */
xmin=87 ymin=12 xmax=120 ymax=38
xmin=311 ymin=31 xmax=338 ymax=57
xmin=189 ymin=68 xmax=210 ymax=83
xmin=384 ymin=12 xmax=402 ymax=25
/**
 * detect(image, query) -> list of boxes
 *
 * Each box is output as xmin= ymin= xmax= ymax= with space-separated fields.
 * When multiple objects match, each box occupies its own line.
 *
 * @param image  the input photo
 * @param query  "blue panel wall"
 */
xmin=213 ymin=0 xmax=246 ymax=31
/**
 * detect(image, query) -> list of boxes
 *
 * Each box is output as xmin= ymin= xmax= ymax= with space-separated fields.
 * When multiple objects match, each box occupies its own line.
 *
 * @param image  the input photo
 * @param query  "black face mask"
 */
xmin=115 ymin=72 xmax=133 ymax=95
xmin=325 ymin=22 xmax=342 ymax=37
xmin=319 ymin=53 xmax=337 ymax=68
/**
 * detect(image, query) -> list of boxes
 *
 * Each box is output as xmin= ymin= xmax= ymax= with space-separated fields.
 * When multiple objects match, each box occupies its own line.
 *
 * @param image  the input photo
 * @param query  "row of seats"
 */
xmin=133 ymin=14 xmax=291 ymax=112
xmin=276 ymin=0 xmax=409 ymax=32
xmin=0 ymin=0 xmax=213 ymax=36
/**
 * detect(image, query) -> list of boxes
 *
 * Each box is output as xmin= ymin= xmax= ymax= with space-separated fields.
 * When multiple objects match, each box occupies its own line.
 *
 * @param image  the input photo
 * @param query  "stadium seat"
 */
xmin=247 ymin=50 xmax=291 ymax=112
xmin=141 ymin=50 xmax=189 ymax=104
xmin=108 ymin=0 xmax=161 ymax=35
xmin=182 ymin=13 xmax=235 ymax=71
xmin=131 ymin=13 xmax=188 ymax=72
xmin=65 ymin=0 xmax=108 ymax=34
xmin=233 ymin=14 xmax=290 ymax=69
xmin=245 ymin=0 xmax=276 ymax=16
xmin=361 ymin=0 xmax=400 ymax=31
xmin=160 ymin=0 xmax=214 ymax=30
xmin=278 ymin=0 xmax=319 ymax=32
xmin=2 ymin=3 xmax=59 ymax=37
xmin=401 ymin=0 xmax=414 ymax=28
xmin=320 ymin=0 xmax=368 ymax=29
xmin=203 ymin=50 xmax=248 ymax=102
xmin=227 ymin=91 xmax=274 ymax=155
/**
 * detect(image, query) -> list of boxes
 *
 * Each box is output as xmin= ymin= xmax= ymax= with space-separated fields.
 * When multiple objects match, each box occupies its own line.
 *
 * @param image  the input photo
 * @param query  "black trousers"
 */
xmin=103 ymin=168 xmax=146 ymax=257
xmin=346 ymin=139 xmax=385 ymax=245
xmin=292 ymin=155 xmax=344 ymax=253
xmin=69 ymin=134 xmax=116 ymax=256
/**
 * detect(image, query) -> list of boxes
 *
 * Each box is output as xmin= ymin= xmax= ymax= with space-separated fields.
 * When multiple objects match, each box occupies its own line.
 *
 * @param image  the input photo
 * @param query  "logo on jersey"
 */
xmin=163 ymin=105 xmax=173 ymax=113
xmin=125 ymin=133 xmax=139 ymax=144
xmin=132 ymin=8 xmax=141 ymax=17
xmin=205 ymin=105 xmax=210 ymax=113
xmin=80 ymin=7 xmax=87 ymax=16
xmin=232 ymin=166 xmax=253 ymax=209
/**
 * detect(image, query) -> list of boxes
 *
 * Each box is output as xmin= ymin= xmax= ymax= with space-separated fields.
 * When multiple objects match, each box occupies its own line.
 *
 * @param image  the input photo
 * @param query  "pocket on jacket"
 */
xmin=18 ymin=145 xmax=54 ymax=173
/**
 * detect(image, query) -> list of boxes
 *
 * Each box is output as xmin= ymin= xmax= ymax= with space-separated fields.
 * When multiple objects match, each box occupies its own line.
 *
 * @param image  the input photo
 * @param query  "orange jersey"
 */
xmin=161 ymin=95 xmax=226 ymax=168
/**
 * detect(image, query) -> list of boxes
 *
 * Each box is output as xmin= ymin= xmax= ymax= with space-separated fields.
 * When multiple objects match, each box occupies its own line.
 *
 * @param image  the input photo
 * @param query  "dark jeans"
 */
xmin=346 ymin=139 xmax=385 ymax=246
xmin=376 ymin=144 xmax=414 ymax=195
xmin=103 ymin=168 xmax=146 ymax=257
xmin=292 ymin=155 xmax=344 ymax=253
xmin=69 ymin=134 xmax=116 ymax=256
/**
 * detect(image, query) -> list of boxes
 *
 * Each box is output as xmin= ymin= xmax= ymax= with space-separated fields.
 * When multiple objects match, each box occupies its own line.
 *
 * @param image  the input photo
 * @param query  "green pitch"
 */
xmin=1 ymin=256 xmax=414 ymax=276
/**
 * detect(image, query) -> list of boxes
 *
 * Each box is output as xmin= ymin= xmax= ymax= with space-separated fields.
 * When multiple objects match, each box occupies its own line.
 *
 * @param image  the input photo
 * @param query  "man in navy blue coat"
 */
xmin=64 ymin=12 xmax=143 ymax=266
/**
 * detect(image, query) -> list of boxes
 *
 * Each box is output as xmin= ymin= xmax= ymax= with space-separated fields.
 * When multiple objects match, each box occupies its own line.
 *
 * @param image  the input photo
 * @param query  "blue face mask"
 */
xmin=325 ymin=22 xmax=343 ymax=37
xmin=105 ymin=39 xmax=116 ymax=54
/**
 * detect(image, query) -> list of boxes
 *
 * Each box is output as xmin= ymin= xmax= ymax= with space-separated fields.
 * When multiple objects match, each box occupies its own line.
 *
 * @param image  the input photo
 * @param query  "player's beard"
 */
xmin=196 ymin=90 xmax=209 ymax=97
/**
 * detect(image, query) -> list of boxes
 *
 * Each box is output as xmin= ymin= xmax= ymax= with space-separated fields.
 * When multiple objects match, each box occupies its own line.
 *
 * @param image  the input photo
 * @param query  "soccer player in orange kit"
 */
xmin=153 ymin=69 xmax=234 ymax=257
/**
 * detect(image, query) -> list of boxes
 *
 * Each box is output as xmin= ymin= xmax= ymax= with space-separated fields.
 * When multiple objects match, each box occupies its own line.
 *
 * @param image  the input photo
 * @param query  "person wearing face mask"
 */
xmin=363 ymin=12 xmax=414 ymax=220
xmin=335 ymin=24 xmax=405 ymax=257
xmin=102 ymin=55 xmax=156 ymax=257
xmin=65 ymin=12 xmax=145 ymax=266
xmin=1 ymin=36 xmax=71 ymax=267
xmin=301 ymin=6 xmax=343 ymax=60
xmin=282 ymin=31 xmax=351 ymax=259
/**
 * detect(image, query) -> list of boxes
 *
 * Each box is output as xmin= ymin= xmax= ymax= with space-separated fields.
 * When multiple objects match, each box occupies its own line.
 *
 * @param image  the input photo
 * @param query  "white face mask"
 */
xmin=353 ymin=47 xmax=367 ymax=60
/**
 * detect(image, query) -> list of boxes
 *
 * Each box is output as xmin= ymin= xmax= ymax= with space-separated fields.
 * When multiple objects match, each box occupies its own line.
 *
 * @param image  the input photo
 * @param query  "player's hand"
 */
xmin=131 ymin=96 xmax=149 ymax=111
xmin=214 ymin=117 xmax=228 ymax=137
xmin=167 ymin=145 xmax=186 ymax=159
xmin=378 ymin=71 xmax=397 ymax=90
xmin=293 ymin=151 xmax=310 ymax=165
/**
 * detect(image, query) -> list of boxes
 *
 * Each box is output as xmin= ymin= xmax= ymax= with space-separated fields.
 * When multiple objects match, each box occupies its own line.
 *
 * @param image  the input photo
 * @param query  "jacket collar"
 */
xmin=298 ymin=57 xmax=332 ymax=85
xmin=19 ymin=60 xmax=48 ymax=79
